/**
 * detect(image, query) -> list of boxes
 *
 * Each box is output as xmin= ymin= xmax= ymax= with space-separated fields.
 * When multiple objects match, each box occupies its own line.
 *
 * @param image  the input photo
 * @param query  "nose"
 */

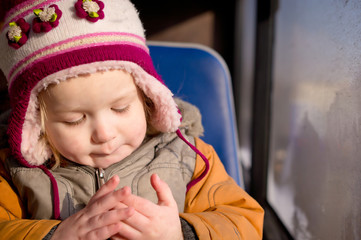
xmin=91 ymin=116 xmax=116 ymax=144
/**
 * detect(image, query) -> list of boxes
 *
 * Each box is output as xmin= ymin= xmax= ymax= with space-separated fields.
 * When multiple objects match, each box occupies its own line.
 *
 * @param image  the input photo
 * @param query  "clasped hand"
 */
xmin=51 ymin=174 xmax=183 ymax=240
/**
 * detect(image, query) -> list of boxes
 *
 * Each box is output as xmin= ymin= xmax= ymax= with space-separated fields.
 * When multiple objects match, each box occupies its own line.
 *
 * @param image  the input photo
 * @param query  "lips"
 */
xmin=90 ymin=152 xmax=111 ymax=157
xmin=91 ymin=140 xmax=121 ymax=157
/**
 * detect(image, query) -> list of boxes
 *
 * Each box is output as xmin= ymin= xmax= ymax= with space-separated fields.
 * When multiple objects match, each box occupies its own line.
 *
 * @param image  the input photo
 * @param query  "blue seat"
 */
xmin=148 ymin=42 xmax=243 ymax=187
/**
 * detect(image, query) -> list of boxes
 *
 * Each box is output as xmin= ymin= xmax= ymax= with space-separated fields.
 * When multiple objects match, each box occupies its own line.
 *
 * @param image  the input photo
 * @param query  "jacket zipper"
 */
xmin=95 ymin=168 xmax=105 ymax=190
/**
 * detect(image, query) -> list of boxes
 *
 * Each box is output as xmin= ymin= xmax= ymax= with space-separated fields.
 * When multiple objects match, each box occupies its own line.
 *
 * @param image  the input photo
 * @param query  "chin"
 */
xmin=92 ymin=154 xmax=129 ymax=169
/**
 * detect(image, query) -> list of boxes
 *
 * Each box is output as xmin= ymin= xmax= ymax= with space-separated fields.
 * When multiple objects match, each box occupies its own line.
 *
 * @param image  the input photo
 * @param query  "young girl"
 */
xmin=0 ymin=0 xmax=264 ymax=239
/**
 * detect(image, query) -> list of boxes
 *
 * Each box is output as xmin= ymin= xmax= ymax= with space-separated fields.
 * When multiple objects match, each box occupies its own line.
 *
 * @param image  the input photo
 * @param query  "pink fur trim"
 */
xmin=21 ymin=95 xmax=52 ymax=165
xmin=21 ymin=61 xmax=180 ymax=166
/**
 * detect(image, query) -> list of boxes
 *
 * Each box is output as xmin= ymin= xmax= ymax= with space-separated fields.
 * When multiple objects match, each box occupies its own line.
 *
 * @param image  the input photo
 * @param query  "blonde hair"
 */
xmin=140 ymin=89 xmax=159 ymax=136
xmin=38 ymin=85 xmax=158 ymax=169
xmin=38 ymin=90 xmax=63 ymax=169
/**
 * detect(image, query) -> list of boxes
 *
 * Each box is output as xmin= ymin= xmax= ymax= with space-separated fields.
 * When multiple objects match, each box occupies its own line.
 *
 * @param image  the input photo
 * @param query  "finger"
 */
xmin=111 ymin=234 xmax=127 ymax=240
xmin=113 ymin=218 xmax=143 ymax=240
xmin=118 ymin=186 xmax=158 ymax=217
xmin=85 ymin=186 xmax=131 ymax=217
xmin=87 ymin=207 xmax=135 ymax=229
xmin=150 ymin=174 xmax=177 ymax=207
xmin=120 ymin=207 xmax=151 ymax=233
xmin=88 ymin=175 xmax=120 ymax=205
xmin=77 ymin=206 xmax=134 ymax=236
xmin=85 ymin=222 xmax=123 ymax=240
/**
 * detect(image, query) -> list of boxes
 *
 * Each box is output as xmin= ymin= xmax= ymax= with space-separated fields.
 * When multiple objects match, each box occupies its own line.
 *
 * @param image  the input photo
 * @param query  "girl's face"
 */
xmin=41 ymin=70 xmax=147 ymax=169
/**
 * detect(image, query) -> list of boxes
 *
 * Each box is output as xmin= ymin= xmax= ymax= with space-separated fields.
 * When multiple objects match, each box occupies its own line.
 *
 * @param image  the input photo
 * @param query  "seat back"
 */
xmin=148 ymin=42 xmax=243 ymax=187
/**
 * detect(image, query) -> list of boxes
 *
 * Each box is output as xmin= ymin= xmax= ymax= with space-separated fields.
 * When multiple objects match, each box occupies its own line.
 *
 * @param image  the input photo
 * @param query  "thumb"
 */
xmin=150 ymin=174 xmax=176 ymax=207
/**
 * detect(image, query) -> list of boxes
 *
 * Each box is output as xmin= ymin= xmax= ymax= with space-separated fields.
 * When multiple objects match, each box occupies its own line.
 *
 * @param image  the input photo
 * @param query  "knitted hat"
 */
xmin=0 ymin=0 xmax=181 ymax=167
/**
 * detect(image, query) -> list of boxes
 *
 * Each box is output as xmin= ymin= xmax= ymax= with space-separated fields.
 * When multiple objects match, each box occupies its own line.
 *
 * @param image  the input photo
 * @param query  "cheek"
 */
xmin=126 ymin=107 xmax=147 ymax=145
xmin=132 ymin=117 xmax=147 ymax=143
xmin=46 ymin=125 xmax=88 ymax=157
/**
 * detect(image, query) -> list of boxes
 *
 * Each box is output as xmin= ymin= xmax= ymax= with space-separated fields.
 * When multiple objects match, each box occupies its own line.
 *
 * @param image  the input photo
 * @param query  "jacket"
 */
xmin=0 ymin=138 xmax=264 ymax=239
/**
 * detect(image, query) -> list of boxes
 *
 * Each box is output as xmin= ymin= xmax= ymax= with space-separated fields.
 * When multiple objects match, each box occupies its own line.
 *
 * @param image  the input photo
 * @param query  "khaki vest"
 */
xmin=7 ymin=131 xmax=196 ymax=219
xmin=7 ymin=98 xmax=203 ymax=220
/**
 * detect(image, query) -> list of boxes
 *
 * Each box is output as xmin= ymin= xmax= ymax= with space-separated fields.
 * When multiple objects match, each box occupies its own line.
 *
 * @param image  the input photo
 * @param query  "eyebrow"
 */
xmin=110 ymin=87 xmax=138 ymax=104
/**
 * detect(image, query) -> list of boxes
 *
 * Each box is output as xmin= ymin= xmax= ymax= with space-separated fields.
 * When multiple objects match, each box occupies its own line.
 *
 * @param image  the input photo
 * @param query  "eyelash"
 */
xmin=112 ymin=105 xmax=130 ymax=113
xmin=63 ymin=106 xmax=129 ymax=126
xmin=65 ymin=116 xmax=85 ymax=126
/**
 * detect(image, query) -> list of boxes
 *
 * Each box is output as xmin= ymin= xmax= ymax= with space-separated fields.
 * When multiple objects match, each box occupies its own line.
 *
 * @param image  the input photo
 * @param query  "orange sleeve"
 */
xmin=180 ymin=138 xmax=264 ymax=240
xmin=0 ymin=148 xmax=60 ymax=239
xmin=0 ymin=148 xmax=23 ymax=220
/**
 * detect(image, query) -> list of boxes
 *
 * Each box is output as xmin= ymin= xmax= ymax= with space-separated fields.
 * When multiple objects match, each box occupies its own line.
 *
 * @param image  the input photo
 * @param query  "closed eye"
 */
xmin=112 ymin=105 xmax=130 ymax=113
xmin=64 ymin=116 xmax=85 ymax=126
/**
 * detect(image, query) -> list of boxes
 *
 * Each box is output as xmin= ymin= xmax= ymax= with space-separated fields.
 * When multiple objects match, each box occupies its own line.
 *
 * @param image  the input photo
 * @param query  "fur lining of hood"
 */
xmin=175 ymin=98 xmax=204 ymax=138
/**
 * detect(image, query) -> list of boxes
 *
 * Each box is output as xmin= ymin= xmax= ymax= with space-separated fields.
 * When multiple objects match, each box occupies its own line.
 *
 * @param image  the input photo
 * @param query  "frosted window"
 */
xmin=268 ymin=0 xmax=361 ymax=239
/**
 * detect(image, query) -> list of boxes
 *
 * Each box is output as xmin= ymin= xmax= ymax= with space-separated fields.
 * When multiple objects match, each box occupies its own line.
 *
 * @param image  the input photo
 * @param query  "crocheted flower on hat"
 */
xmin=75 ymin=0 xmax=105 ymax=23
xmin=7 ymin=18 xmax=30 ymax=49
xmin=33 ymin=4 xmax=62 ymax=33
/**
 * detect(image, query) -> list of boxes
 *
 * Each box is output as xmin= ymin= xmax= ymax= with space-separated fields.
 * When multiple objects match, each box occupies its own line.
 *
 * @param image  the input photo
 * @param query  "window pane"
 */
xmin=268 ymin=0 xmax=361 ymax=239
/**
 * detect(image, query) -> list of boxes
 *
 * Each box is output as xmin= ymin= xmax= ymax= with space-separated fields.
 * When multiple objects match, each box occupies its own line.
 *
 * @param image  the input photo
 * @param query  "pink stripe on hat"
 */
xmin=9 ymin=34 xmax=148 ymax=85
xmin=9 ymin=44 xmax=159 ymax=97
xmin=9 ymin=32 xmax=147 ymax=80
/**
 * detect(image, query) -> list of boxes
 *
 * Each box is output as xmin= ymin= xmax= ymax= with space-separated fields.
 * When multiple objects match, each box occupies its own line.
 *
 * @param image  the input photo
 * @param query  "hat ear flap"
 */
xmin=132 ymin=67 xmax=181 ymax=133
xmin=21 ymin=93 xmax=52 ymax=166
